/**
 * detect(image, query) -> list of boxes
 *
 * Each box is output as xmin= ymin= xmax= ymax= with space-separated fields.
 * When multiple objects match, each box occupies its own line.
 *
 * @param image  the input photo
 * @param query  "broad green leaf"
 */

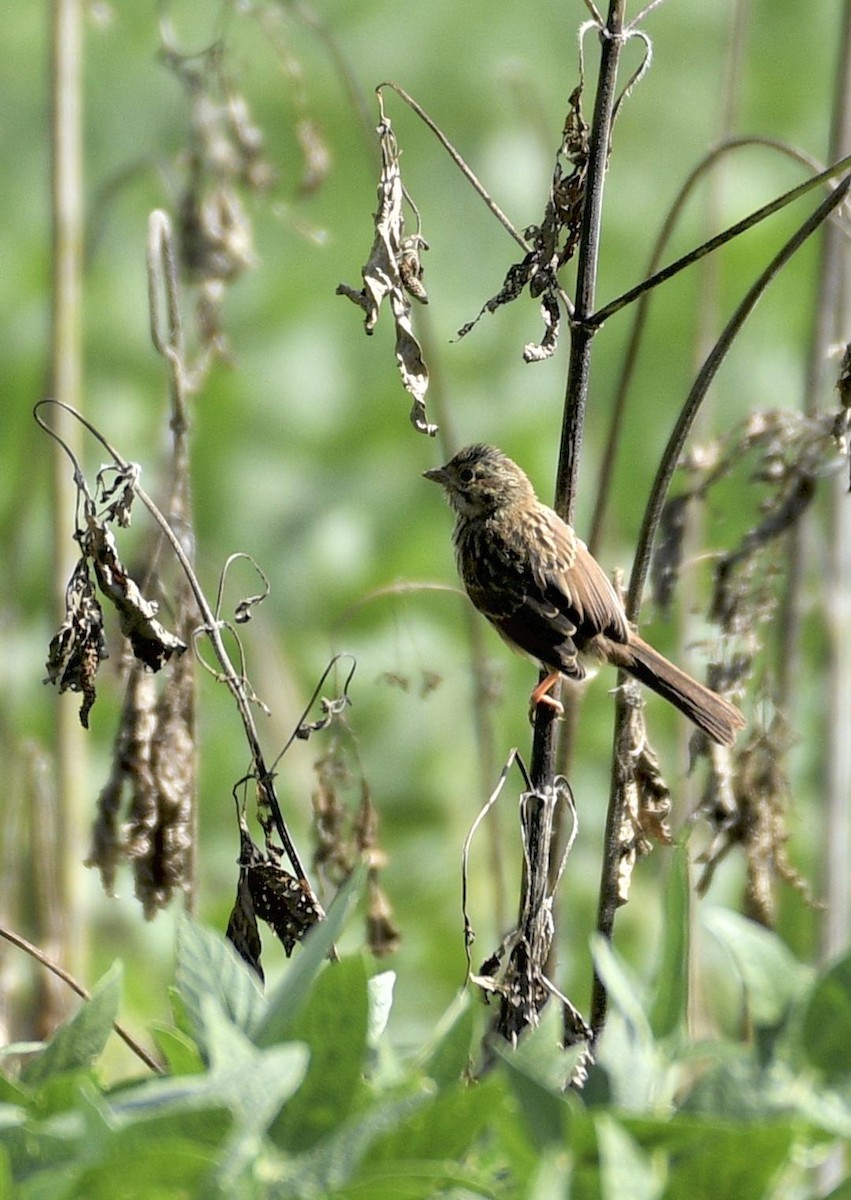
xmin=492 ymin=1005 xmax=577 ymax=1149
xmin=591 ymin=935 xmax=653 ymax=1044
xmin=652 ymin=1117 xmax=794 ymax=1200
xmin=596 ymin=1114 xmax=665 ymax=1200
xmin=269 ymin=955 xmax=369 ymax=1153
xmin=416 ymin=990 xmax=474 ymax=1088
xmin=649 ymin=847 xmax=690 ymax=1040
xmin=73 ymin=1136 xmax=220 ymax=1200
xmin=17 ymin=1163 xmax=83 ymax=1200
xmin=256 ymin=868 xmax=364 ymax=1048
xmin=703 ymin=907 xmax=812 ymax=1028
xmin=277 ymin=1093 xmax=429 ymax=1198
xmin=0 ymin=1147 xmax=12 ymax=1200
xmin=328 ymin=1158 xmax=508 ymax=1199
xmin=22 ymin=964 xmax=122 ymax=1087
xmin=365 ymin=1074 xmax=502 ymax=1165
xmin=174 ymin=917 xmax=265 ymax=1053
xmin=800 ymin=951 xmax=851 ymax=1083
xmin=148 ymin=1024 xmax=204 ymax=1077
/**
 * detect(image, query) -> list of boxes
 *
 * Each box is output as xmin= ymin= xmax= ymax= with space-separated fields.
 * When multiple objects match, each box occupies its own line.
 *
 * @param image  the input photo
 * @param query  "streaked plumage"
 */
xmin=424 ymin=443 xmax=745 ymax=747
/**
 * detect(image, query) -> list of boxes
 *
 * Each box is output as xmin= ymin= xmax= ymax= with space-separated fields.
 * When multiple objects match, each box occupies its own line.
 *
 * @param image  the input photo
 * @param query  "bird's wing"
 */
xmin=530 ymin=506 xmax=630 ymax=646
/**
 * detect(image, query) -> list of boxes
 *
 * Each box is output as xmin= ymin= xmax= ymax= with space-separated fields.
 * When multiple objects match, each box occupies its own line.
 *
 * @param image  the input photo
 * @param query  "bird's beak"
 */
xmin=422 ymin=465 xmax=449 ymax=485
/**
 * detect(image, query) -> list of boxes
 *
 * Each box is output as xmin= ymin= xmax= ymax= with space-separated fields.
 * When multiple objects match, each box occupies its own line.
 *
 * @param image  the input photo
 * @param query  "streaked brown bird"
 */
xmin=423 ymin=443 xmax=745 ymax=747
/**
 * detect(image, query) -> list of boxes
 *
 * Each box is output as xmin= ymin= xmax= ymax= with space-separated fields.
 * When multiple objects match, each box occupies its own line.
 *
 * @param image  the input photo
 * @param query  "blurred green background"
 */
xmin=1 ymin=0 xmax=842 ymax=1071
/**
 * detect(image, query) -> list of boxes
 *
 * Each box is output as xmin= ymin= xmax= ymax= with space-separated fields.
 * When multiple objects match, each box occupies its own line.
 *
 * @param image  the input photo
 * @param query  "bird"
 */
xmin=423 ymin=443 xmax=745 ymax=747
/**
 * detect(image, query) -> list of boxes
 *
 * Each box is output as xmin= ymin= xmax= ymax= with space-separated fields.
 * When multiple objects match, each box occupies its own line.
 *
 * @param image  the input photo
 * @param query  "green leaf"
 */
xmin=800 ymin=951 xmax=851 ymax=1083
xmin=634 ymin=1116 xmax=795 ymax=1200
xmin=591 ymin=935 xmax=653 ymax=1044
xmin=256 ymin=868 xmax=363 ymax=1047
xmin=270 ymin=955 xmax=369 ymax=1153
xmin=492 ymin=1005 xmax=578 ymax=1148
xmin=73 ymin=1136 xmax=221 ymax=1200
xmin=366 ymin=1074 xmax=503 ymax=1166
xmin=174 ymin=917 xmax=265 ymax=1053
xmin=328 ymin=1157 xmax=507 ymax=1199
xmin=22 ymin=964 xmax=122 ymax=1088
xmin=702 ymin=908 xmax=812 ymax=1028
xmin=649 ymin=847 xmax=690 ymax=1040
xmin=279 ymin=1093 xmax=429 ymax=1197
xmin=148 ymin=1025 xmax=204 ymax=1077
xmin=416 ymin=991 xmax=474 ymax=1088
xmin=596 ymin=1114 xmax=665 ymax=1200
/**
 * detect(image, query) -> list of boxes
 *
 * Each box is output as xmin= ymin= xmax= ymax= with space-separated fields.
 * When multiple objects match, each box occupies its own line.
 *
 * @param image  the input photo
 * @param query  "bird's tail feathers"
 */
xmin=606 ymin=635 xmax=745 ymax=747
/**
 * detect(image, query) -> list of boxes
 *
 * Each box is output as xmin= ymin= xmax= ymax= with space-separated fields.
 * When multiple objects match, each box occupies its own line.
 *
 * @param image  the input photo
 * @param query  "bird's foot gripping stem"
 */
xmin=529 ymin=670 xmax=563 ymax=720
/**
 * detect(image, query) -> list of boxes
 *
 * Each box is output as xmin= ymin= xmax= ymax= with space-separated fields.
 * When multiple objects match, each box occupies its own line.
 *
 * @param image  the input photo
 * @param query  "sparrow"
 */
xmin=423 ymin=443 xmax=745 ymax=747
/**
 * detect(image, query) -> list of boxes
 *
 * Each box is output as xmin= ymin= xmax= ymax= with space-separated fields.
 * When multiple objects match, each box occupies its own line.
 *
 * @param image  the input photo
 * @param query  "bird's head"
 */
xmin=423 ymin=444 xmax=536 ymax=518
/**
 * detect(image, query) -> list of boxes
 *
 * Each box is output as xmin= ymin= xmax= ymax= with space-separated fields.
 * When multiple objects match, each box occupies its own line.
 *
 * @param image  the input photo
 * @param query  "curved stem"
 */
xmin=0 ymin=924 xmax=162 ymax=1075
xmin=590 ymin=173 xmax=851 ymax=1038
xmin=588 ymin=135 xmax=827 ymax=553
xmin=626 ymin=174 xmax=850 ymax=620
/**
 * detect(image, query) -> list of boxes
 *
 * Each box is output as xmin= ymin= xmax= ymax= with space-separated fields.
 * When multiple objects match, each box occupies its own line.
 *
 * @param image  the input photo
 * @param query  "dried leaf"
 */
xmin=366 ymin=877 xmax=401 ymax=957
xmin=96 ymin=463 xmax=140 ymax=528
xmin=45 ymin=558 xmax=109 ymax=728
xmin=84 ymin=517 xmax=186 ymax=671
xmin=86 ymin=666 xmax=158 ymax=893
xmin=523 ymin=292 xmax=560 ymax=363
xmin=228 ymin=817 xmax=322 ymax=970
xmin=337 ymin=118 xmax=436 ymax=436
xmin=227 ymin=867 xmax=265 ymax=981
xmin=614 ymin=686 xmax=671 ymax=904
xmin=133 ymin=651 xmax=195 ymax=917
xmin=457 ymin=84 xmax=588 ymax=355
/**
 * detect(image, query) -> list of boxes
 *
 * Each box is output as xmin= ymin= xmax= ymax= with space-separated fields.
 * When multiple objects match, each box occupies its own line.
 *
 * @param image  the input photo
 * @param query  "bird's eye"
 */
xmin=458 ymin=467 xmax=474 ymax=484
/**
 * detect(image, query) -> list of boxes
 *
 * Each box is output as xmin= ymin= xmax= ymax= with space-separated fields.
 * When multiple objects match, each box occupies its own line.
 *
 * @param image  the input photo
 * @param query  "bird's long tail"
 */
xmin=604 ymin=634 xmax=745 ymax=747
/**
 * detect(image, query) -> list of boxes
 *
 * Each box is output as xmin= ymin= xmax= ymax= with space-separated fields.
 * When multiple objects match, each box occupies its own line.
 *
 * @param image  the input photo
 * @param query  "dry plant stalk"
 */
xmin=462 ymin=751 xmax=590 ymax=1083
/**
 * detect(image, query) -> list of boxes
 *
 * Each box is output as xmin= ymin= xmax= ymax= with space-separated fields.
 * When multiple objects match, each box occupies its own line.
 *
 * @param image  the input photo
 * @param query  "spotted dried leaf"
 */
xmin=227 ymin=867 xmax=265 ymax=981
xmin=96 ymin=463 xmax=140 ymax=528
xmin=228 ymin=817 xmax=322 ymax=970
xmin=86 ymin=666 xmax=158 ymax=894
xmin=613 ymin=684 xmax=671 ymax=904
xmin=84 ymin=517 xmax=186 ymax=671
xmin=131 ymin=650 xmax=195 ymax=917
xmin=45 ymin=557 xmax=109 ymax=728
xmin=337 ymin=118 xmax=435 ymax=436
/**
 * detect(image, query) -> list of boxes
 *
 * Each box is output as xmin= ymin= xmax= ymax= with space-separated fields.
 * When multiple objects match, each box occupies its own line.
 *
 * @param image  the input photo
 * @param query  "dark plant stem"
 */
xmin=589 ymin=148 xmax=851 ymax=330
xmin=495 ymin=0 xmax=627 ymax=1047
xmin=534 ymin=3 xmax=627 ymax=792
xmin=587 ymin=131 xmax=824 ymax=555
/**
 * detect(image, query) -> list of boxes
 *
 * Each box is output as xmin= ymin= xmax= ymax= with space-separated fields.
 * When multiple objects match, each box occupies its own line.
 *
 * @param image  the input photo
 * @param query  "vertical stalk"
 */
xmin=532 ymin=0 xmax=628 ymax=793
xmin=496 ymin=0 xmax=626 ymax=1046
xmin=49 ymin=0 xmax=86 ymax=987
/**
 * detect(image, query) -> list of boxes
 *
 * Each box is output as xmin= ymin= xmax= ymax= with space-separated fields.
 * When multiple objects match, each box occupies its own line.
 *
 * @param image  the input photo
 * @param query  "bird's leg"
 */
xmin=529 ymin=670 xmax=563 ymax=715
